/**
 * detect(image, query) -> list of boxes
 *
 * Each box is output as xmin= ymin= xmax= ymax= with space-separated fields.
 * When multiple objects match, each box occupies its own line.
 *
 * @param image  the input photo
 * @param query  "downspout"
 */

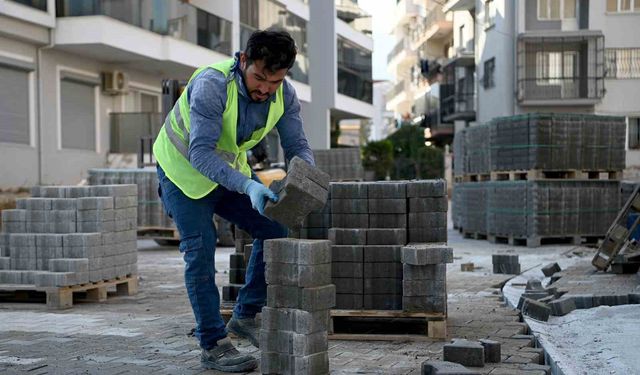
xmin=512 ymin=0 xmax=518 ymax=116
xmin=36 ymin=27 xmax=55 ymax=185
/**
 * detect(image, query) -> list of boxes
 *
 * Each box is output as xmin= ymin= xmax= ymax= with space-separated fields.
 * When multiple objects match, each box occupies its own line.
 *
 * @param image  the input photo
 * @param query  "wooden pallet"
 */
xmin=328 ymin=309 xmax=447 ymax=341
xmin=0 ymin=274 xmax=138 ymax=309
xmin=462 ymin=231 xmax=488 ymax=240
xmin=490 ymin=169 xmax=622 ymax=181
xmin=137 ymin=226 xmax=180 ymax=246
xmin=455 ymin=174 xmax=490 ymax=183
xmin=488 ymin=234 xmax=602 ymax=248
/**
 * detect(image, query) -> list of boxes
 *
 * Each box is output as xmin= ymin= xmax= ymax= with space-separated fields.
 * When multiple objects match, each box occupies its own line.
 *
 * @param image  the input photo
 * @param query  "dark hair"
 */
xmin=244 ymin=28 xmax=297 ymax=73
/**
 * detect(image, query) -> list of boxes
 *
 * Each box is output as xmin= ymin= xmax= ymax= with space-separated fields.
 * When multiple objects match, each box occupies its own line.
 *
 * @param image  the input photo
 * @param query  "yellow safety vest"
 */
xmin=153 ymin=58 xmax=284 ymax=199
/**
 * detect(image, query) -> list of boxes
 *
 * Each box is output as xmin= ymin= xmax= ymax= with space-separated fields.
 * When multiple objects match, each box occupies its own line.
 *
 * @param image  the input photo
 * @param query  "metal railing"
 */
xmin=385 ymin=80 xmax=406 ymax=102
xmin=410 ymin=10 xmax=446 ymax=45
xmin=440 ymin=92 xmax=475 ymax=120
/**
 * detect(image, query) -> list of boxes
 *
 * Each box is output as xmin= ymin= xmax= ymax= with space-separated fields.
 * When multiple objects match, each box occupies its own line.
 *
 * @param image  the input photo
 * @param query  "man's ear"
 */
xmin=239 ymin=52 xmax=247 ymax=70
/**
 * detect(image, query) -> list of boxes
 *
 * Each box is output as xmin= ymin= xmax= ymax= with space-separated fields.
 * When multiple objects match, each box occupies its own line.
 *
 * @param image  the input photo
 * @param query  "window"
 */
xmin=483 ymin=58 xmax=495 ymax=89
xmin=60 ymin=78 xmax=96 ymax=151
xmin=0 ymin=65 xmax=30 ymax=145
xmin=485 ymin=0 xmax=495 ymax=28
xmin=536 ymin=51 xmax=578 ymax=85
xmin=458 ymin=25 xmax=465 ymax=48
xmin=538 ymin=0 xmax=575 ymax=20
xmin=10 ymin=0 xmax=46 ymax=11
xmin=239 ymin=0 xmax=309 ymax=83
xmin=629 ymin=117 xmax=640 ymax=149
xmin=337 ymin=37 xmax=373 ymax=103
xmin=607 ymin=0 xmax=640 ymax=12
xmin=196 ymin=10 xmax=232 ymax=55
xmin=605 ymin=48 xmax=640 ymax=78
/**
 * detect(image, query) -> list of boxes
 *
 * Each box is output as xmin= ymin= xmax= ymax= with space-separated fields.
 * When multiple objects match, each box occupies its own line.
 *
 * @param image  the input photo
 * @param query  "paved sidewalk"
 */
xmin=0 ymin=231 xmax=581 ymax=374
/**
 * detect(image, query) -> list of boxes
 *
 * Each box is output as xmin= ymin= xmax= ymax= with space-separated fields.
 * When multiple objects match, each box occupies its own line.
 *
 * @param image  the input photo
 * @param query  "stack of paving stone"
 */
xmin=298 ymin=199 xmax=331 ymax=240
xmin=89 ymin=168 xmax=170 ymax=228
xmin=456 ymin=183 xmax=489 ymax=236
xmin=328 ymin=180 xmax=448 ymax=310
xmin=0 ymin=185 xmax=137 ymax=287
xmin=223 ymin=230 xmax=252 ymax=303
xmin=313 ymin=148 xmax=365 ymax=181
xmin=265 ymin=157 xmax=330 ymax=229
xmin=452 ymin=128 xmax=467 ymax=179
xmin=464 ymin=124 xmax=490 ymax=175
xmin=492 ymin=254 xmax=520 ymax=275
xmin=488 ymin=113 xmax=625 ymax=172
xmin=261 ymin=238 xmax=333 ymax=375
xmin=401 ymin=243 xmax=452 ymax=313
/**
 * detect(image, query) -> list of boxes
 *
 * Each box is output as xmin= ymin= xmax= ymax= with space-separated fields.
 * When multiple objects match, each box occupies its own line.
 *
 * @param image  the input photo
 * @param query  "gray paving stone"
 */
xmin=329 ymin=228 xmax=366 ymax=245
xmin=479 ymin=339 xmax=501 ymax=363
xmin=261 ymin=350 xmax=329 ymax=375
xmin=48 ymin=258 xmax=89 ymax=273
xmin=403 ymin=264 xmax=446 ymax=281
xmin=63 ymin=233 xmax=102 ymax=247
xmin=367 ymin=229 xmax=406 ymax=245
xmin=288 ymin=156 xmax=331 ymax=189
xmin=331 ymin=199 xmax=368 ymax=213
xmin=34 ymin=271 xmax=79 ymax=287
xmin=367 ymin=199 xmax=407 ymax=214
xmin=0 ymin=256 xmax=10 ymax=270
xmin=363 ymin=262 xmax=403 ymax=278
xmin=368 ymin=213 xmax=407 ymax=228
xmin=363 ymin=294 xmax=402 ymax=310
xmin=549 ymin=296 xmax=576 ymax=316
xmin=3 ymin=222 xmax=26 ymax=233
xmin=1 ymin=209 xmax=26 ymax=222
xmin=409 ymin=197 xmax=448 ymax=212
xmin=330 ymin=182 xmax=368 ymax=199
xmin=9 ymin=234 xmax=36 ymax=247
xmin=402 ymin=243 xmax=453 ymax=265
xmin=259 ymin=329 xmax=328 ymax=356
xmin=407 ymin=180 xmax=446 ymax=198
xmin=92 ymin=184 xmax=138 ymax=197
xmin=363 ymin=245 xmax=402 ymax=263
xmin=114 ymin=196 xmax=138 ymax=209
xmin=261 ymin=307 xmax=330 ymax=334
xmin=364 ymin=278 xmax=402 ymax=294
xmin=408 ymin=227 xmax=447 ymax=243
xmin=421 ymin=360 xmax=480 ymax=375
xmin=332 ymin=277 xmax=364 ymax=294
xmin=51 ymin=198 xmax=77 ymax=210
xmin=331 ymin=245 xmax=363 ymax=263
xmin=266 ymin=284 xmax=336 ymax=311
xmin=331 ymin=213 xmax=369 ymax=228
xmin=77 ymin=197 xmax=115 ymax=210
xmin=332 ymin=262 xmax=363 ymax=278
xmin=402 ymin=279 xmax=446 ymax=297
xmin=335 ymin=293 xmax=364 ymax=309
xmin=266 ymin=262 xmax=331 ymax=288
xmin=522 ymin=299 xmax=551 ymax=321
xmin=264 ymin=239 xmax=331 ymax=265
xmin=443 ymin=339 xmax=485 ymax=367
xmin=367 ymin=182 xmax=406 ymax=199
xmin=493 ymin=263 xmax=521 ymax=275
xmin=408 ymin=212 xmax=447 ymax=228
xmin=492 ymin=254 xmax=520 ymax=264
xmin=541 ymin=262 xmax=561 ymax=277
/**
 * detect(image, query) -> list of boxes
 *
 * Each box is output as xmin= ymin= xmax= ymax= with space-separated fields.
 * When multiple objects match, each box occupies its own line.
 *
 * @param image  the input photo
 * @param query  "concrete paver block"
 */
xmin=364 ymin=277 xmax=402 ymax=294
xmin=479 ymin=339 xmax=501 ymax=363
xmin=331 ymin=214 xmax=369 ymax=228
xmin=264 ymin=239 xmax=331 ymax=265
xmin=409 ymin=197 xmax=448 ymax=212
xmin=363 ymin=262 xmax=403 ymax=278
xmin=522 ymin=299 xmax=551 ymax=321
xmin=549 ymin=296 xmax=576 ymax=316
xmin=331 ymin=199 xmax=368 ymax=213
xmin=407 ymin=180 xmax=446 ymax=198
xmin=367 ymin=182 xmax=406 ymax=199
xmin=261 ymin=307 xmax=329 ymax=334
xmin=363 ymin=293 xmax=402 ymax=310
xmin=367 ymin=199 xmax=407 ymax=214
xmin=403 ymin=264 xmax=446 ymax=281
xmin=408 ymin=212 xmax=447 ymax=228
xmin=408 ymin=227 xmax=447 ymax=243
xmin=267 ymin=284 xmax=336 ymax=311
xmin=421 ymin=360 xmax=480 ymax=375
xmin=402 ymin=279 xmax=446 ymax=297
xmin=368 ymin=214 xmax=407 ymax=228
xmin=443 ymin=339 xmax=485 ymax=367
xmin=259 ymin=329 xmax=328 ymax=356
xmin=76 ymin=197 xmax=115 ymax=210
xmin=335 ymin=293 xmax=364 ymax=309
xmin=541 ymin=262 xmax=561 ymax=277
xmin=331 ymin=245 xmax=363 ymax=263
xmin=493 ymin=263 xmax=521 ymax=275
xmin=332 ymin=277 xmax=364 ymax=294
xmin=329 ymin=228 xmax=366 ymax=245
xmin=363 ymin=245 xmax=402 ymax=263
xmin=2 ymin=209 xmax=26 ymax=223
xmin=331 ymin=262 xmax=363 ymax=278
xmin=401 ymin=243 xmax=453 ymax=265
xmin=402 ymin=295 xmax=447 ymax=313
xmin=330 ymin=182 xmax=368 ymax=199
xmin=266 ymin=262 xmax=331 ymax=288
xmin=367 ymin=229 xmax=406 ymax=245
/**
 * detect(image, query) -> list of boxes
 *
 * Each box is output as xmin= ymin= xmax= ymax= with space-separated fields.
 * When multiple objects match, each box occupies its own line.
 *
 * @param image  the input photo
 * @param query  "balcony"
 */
xmin=387 ymin=39 xmax=417 ymax=70
xmin=442 ymin=0 xmax=475 ymax=13
xmin=440 ymin=55 xmax=476 ymax=122
xmin=385 ymin=79 xmax=408 ymax=103
xmin=517 ymin=31 xmax=605 ymax=106
xmin=393 ymin=0 xmax=421 ymax=28
xmin=410 ymin=10 xmax=452 ymax=49
xmin=54 ymin=0 xmax=232 ymax=76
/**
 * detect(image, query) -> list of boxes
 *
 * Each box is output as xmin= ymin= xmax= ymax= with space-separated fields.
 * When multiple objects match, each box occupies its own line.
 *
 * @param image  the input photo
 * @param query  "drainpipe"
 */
xmin=512 ymin=0 xmax=518 ymax=116
xmin=36 ymin=27 xmax=56 ymax=185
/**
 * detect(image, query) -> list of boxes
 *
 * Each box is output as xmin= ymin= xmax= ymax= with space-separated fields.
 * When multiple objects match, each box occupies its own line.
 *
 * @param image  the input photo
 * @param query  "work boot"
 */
xmin=201 ymin=337 xmax=257 ymax=372
xmin=226 ymin=316 xmax=260 ymax=348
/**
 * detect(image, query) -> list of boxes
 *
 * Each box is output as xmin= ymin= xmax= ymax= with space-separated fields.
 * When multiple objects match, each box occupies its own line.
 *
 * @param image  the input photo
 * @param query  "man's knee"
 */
xmin=180 ymin=233 xmax=215 ymax=283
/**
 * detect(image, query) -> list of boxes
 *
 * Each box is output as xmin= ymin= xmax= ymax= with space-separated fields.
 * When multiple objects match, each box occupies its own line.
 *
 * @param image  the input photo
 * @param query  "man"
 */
xmin=153 ymin=29 xmax=314 ymax=372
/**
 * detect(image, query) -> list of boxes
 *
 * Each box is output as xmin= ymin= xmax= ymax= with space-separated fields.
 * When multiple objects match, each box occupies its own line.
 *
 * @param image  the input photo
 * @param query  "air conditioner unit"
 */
xmin=102 ymin=70 xmax=129 ymax=95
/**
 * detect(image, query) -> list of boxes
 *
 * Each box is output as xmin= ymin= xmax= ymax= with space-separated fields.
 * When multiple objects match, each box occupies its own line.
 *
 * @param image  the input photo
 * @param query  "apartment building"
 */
xmin=385 ymin=0 xmax=455 ymax=146
xmin=0 ymin=0 xmax=373 ymax=187
xmin=440 ymin=0 xmax=640 ymax=174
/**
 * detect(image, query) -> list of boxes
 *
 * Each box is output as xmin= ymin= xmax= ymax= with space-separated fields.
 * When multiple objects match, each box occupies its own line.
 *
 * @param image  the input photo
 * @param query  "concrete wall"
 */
xmin=476 ymin=0 xmax=515 ymax=124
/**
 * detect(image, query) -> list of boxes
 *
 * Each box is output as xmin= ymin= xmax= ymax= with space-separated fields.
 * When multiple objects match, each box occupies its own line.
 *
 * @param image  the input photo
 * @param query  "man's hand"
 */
xmin=242 ymin=180 xmax=278 ymax=216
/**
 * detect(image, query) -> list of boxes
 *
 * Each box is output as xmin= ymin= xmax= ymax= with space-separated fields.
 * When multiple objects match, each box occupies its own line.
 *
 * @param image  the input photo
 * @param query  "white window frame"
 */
xmin=0 ymin=51 xmax=37 ymax=148
xmin=607 ymin=0 xmax=640 ymax=13
xmin=123 ymin=81 xmax=162 ymax=113
xmin=56 ymin=65 xmax=100 ymax=153
xmin=538 ymin=0 xmax=576 ymax=20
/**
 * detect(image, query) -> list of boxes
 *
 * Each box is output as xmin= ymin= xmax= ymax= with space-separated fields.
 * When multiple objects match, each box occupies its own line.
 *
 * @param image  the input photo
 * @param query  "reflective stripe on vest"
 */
xmin=152 ymin=58 xmax=285 ymax=199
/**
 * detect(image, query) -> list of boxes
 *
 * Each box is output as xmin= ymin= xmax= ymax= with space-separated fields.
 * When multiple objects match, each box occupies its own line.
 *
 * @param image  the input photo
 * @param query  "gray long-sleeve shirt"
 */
xmin=187 ymin=53 xmax=314 ymax=193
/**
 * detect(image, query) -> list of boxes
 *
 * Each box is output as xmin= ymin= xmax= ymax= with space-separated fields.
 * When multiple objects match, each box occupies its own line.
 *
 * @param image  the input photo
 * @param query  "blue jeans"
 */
xmin=156 ymin=165 xmax=287 ymax=350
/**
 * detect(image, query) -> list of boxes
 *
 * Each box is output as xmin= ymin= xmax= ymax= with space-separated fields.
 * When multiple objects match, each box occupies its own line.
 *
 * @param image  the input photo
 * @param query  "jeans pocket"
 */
xmin=179 ymin=233 xmax=203 ymax=254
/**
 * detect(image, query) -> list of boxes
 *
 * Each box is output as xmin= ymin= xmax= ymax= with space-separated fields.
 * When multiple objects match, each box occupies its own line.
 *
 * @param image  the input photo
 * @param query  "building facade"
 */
xmin=0 ymin=0 xmax=373 ymax=187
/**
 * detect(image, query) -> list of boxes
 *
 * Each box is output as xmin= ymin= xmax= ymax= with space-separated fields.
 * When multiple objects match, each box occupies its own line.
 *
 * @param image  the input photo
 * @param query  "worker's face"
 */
xmin=240 ymin=53 xmax=288 ymax=102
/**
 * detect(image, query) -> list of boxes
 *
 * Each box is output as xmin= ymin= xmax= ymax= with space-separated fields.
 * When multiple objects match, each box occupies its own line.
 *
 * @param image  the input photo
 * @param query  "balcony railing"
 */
xmin=387 ymin=39 xmax=406 ymax=64
xmin=385 ymin=80 xmax=407 ymax=102
xmin=440 ymin=56 xmax=476 ymax=121
xmin=55 ymin=0 xmax=232 ymax=55
xmin=110 ymin=112 xmax=162 ymax=154
xmin=517 ymin=33 xmax=605 ymax=103
xmin=410 ymin=10 xmax=447 ymax=45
